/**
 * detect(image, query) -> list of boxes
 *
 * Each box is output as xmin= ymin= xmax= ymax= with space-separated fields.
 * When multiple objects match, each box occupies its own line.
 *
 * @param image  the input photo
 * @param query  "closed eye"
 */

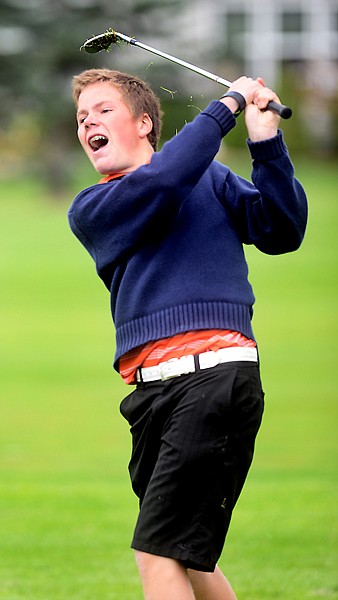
xmin=77 ymin=114 xmax=87 ymax=125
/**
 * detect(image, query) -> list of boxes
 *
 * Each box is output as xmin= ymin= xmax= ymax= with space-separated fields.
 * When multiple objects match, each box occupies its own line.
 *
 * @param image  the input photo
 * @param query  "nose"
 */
xmin=85 ymin=120 xmax=97 ymax=129
xmin=84 ymin=113 xmax=99 ymax=128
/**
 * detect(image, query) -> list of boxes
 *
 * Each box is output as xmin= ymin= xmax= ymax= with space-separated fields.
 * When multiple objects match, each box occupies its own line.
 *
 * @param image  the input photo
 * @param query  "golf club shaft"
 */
xmin=116 ymin=31 xmax=232 ymax=87
xmin=114 ymin=31 xmax=292 ymax=119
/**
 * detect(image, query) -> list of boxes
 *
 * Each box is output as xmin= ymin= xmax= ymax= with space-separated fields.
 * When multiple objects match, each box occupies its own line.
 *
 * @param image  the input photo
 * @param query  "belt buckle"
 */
xmin=160 ymin=358 xmax=182 ymax=381
xmin=160 ymin=355 xmax=195 ymax=381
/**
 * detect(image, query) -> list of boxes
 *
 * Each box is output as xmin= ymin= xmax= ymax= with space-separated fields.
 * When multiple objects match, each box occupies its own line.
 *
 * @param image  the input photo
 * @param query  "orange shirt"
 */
xmin=119 ymin=330 xmax=256 ymax=384
xmin=98 ymin=173 xmax=127 ymax=184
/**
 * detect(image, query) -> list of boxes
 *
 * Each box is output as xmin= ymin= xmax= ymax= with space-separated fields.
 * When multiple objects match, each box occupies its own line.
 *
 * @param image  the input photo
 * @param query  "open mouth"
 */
xmin=88 ymin=135 xmax=109 ymax=151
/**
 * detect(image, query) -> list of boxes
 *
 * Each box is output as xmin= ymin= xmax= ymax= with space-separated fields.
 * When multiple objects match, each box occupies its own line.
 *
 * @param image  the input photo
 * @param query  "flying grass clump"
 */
xmin=80 ymin=29 xmax=125 ymax=53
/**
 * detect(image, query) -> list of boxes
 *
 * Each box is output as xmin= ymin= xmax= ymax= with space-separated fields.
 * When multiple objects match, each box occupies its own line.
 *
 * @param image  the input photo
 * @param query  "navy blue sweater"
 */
xmin=68 ymin=100 xmax=307 ymax=368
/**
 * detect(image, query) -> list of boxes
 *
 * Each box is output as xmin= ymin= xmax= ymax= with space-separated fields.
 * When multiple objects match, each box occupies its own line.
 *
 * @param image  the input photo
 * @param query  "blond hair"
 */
xmin=73 ymin=68 xmax=163 ymax=151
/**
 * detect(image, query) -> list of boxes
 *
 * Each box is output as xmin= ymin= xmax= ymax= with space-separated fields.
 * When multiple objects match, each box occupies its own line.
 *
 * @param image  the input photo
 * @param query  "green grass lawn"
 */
xmin=1 ymin=156 xmax=337 ymax=599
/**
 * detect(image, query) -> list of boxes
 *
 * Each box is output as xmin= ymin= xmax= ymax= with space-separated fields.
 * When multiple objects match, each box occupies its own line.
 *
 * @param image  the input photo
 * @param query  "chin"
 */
xmin=91 ymin=161 xmax=112 ymax=175
xmin=96 ymin=167 xmax=110 ymax=175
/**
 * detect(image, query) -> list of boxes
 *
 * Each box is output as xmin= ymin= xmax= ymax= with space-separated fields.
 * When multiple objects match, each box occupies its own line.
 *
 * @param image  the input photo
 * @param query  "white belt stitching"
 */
xmin=136 ymin=346 xmax=258 ymax=383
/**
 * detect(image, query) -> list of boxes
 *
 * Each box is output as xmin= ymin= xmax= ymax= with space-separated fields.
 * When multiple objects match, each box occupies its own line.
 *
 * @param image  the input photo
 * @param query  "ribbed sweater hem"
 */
xmin=114 ymin=301 xmax=254 ymax=366
xmin=201 ymin=100 xmax=237 ymax=136
xmin=247 ymin=129 xmax=287 ymax=161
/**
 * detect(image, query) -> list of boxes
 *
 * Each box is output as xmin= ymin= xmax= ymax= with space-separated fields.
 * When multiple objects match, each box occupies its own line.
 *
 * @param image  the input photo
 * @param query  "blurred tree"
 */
xmin=0 ymin=0 xmax=185 ymax=189
xmin=2 ymin=0 xmax=335 ymax=189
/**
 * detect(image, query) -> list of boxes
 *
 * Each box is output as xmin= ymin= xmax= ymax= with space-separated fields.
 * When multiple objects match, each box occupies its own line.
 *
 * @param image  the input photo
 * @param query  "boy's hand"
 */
xmin=220 ymin=76 xmax=280 ymax=141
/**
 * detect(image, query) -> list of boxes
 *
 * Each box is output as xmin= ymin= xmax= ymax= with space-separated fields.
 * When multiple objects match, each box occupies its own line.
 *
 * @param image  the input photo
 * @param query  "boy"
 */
xmin=68 ymin=68 xmax=307 ymax=599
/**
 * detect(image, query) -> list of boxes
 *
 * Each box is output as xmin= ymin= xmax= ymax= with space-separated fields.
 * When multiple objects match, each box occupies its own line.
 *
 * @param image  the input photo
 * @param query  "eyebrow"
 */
xmin=77 ymin=100 xmax=114 ymax=118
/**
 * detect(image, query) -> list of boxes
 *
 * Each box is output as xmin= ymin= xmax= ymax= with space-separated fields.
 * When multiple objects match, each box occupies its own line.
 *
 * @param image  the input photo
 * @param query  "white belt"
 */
xmin=136 ymin=346 xmax=258 ymax=383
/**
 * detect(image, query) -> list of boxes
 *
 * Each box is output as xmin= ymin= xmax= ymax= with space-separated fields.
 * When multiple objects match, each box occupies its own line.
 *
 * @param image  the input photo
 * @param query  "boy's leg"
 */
xmin=188 ymin=566 xmax=237 ymax=600
xmin=135 ymin=551 xmax=237 ymax=600
xmin=135 ymin=551 xmax=195 ymax=600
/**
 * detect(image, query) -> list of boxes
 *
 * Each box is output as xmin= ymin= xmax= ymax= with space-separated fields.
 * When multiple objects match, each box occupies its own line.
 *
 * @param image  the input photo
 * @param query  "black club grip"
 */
xmin=267 ymin=100 xmax=292 ymax=119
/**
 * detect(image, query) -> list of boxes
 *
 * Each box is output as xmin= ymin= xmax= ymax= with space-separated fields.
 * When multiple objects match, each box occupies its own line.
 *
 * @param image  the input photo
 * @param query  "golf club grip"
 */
xmin=267 ymin=100 xmax=292 ymax=119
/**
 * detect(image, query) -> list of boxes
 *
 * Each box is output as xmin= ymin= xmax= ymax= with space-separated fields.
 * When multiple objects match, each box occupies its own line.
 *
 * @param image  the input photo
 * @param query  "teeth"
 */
xmin=91 ymin=135 xmax=105 ymax=142
xmin=89 ymin=135 xmax=108 ymax=150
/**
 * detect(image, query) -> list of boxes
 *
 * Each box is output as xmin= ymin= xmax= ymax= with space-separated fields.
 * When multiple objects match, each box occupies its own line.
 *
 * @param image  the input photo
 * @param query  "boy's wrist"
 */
xmin=219 ymin=91 xmax=246 ymax=117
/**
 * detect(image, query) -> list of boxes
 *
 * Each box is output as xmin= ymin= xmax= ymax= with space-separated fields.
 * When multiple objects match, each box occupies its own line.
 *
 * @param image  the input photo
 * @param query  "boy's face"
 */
xmin=76 ymin=81 xmax=153 ymax=174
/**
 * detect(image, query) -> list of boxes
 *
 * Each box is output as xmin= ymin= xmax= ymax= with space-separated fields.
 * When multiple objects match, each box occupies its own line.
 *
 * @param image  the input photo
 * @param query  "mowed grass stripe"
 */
xmin=1 ymin=158 xmax=337 ymax=598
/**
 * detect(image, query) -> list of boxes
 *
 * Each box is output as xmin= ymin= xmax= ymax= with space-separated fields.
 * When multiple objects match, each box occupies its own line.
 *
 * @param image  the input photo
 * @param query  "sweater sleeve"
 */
xmin=223 ymin=131 xmax=308 ymax=254
xmin=68 ymin=101 xmax=236 ymax=284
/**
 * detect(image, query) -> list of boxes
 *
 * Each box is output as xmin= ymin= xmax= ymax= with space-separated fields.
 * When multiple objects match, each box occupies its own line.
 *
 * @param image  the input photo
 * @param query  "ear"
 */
xmin=138 ymin=113 xmax=153 ymax=139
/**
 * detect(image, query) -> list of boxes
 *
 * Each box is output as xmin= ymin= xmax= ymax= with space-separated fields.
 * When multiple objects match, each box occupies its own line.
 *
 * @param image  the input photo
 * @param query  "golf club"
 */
xmin=80 ymin=29 xmax=292 ymax=119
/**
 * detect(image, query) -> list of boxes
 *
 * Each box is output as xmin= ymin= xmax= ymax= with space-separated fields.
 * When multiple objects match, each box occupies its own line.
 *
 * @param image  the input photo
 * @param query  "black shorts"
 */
xmin=120 ymin=361 xmax=265 ymax=572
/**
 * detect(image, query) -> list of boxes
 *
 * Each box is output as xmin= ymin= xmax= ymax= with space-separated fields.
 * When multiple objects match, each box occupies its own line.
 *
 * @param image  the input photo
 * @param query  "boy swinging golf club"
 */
xmin=68 ymin=65 xmax=307 ymax=599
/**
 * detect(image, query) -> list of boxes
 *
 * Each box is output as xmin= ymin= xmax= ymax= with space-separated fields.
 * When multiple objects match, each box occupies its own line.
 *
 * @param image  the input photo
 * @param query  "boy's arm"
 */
xmin=219 ymin=77 xmax=307 ymax=254
xmin=224 ymin=132 xmax=307 ymax=254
